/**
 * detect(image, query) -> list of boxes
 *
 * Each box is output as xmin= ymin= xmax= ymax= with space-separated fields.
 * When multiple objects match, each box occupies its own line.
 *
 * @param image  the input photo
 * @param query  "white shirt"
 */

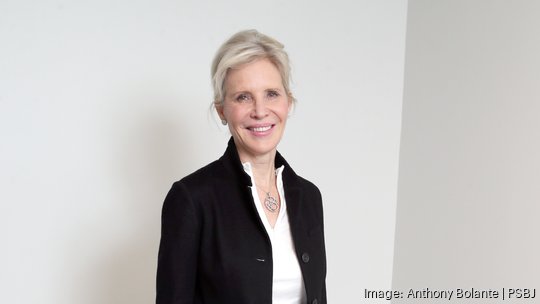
xmin=242 ymin=162 xmax=307 ymax=304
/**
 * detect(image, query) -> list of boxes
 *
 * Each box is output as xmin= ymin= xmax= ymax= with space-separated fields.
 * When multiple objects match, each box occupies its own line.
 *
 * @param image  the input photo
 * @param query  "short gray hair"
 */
xmin=211 ymin=29 xmax=294 ymax=104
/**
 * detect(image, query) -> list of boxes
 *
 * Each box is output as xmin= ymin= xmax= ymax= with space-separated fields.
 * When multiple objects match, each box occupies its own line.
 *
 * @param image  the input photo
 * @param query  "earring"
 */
xmin=221 ymin=119 xmax=227 ymax=125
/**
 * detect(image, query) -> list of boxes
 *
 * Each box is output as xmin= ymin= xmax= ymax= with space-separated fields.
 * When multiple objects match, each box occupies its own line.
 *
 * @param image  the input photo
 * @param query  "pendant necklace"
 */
xmin=262 ymin=191 xmax=279 ymax=213
xmin=255 ymin=171 xmax=279 ymax=213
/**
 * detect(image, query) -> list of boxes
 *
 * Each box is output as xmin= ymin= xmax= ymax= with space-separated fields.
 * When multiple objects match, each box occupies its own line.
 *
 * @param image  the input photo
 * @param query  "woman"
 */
xmin=156 ymin=30 xmax=326 ymax=304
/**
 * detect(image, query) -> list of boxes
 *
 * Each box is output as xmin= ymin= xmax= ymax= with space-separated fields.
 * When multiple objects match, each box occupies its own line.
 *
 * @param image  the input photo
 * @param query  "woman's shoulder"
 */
xmin=172 ymin=159 xmax=223 ymax=190
xmin=163 ymin=159 xmax=225 ymax=211
xmin=293 ymin=174 xmax=321 ymax=194
xmin=280 ymin=158 xmax=321 ymax=197
xmin=296 ymin=175 xmax=323 ymax=204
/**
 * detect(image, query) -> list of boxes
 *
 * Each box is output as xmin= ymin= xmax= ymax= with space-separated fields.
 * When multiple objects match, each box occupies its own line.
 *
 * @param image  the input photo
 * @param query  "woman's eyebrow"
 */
xmin=230 ymin=90 xmax=251 ymax=96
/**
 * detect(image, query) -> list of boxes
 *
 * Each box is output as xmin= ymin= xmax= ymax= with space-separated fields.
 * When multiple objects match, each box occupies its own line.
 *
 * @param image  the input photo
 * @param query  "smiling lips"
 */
xmin=247 ymin=124 xmax=275 ymax=136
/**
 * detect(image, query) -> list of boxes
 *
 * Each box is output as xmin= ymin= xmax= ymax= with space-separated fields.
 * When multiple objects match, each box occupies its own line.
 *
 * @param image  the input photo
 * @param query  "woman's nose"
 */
xmin=251 ymin=98 xmax=268 ymax=119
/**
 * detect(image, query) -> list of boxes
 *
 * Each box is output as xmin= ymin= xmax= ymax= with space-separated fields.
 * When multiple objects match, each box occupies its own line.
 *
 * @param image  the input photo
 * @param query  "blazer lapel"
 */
xmin=275 ymin=151 xmax=305 ymax=234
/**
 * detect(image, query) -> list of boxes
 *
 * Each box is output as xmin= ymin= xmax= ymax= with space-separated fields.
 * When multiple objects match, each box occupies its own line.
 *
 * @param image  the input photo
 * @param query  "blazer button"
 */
xmin=312 ymin=298 xmax=318 ymax=304
xmin=301 ymin=252 xmax=310 ymax=263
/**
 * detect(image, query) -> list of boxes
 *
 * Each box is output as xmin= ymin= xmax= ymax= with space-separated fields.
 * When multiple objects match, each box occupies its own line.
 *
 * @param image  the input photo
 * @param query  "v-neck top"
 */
xmin=242 ymin=162 xmax=307 ymax=304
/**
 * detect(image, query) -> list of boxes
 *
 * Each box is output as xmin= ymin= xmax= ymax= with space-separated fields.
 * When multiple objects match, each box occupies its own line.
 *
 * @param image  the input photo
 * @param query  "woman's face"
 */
xmin=217 ymin=58 xmax=291 ymax=161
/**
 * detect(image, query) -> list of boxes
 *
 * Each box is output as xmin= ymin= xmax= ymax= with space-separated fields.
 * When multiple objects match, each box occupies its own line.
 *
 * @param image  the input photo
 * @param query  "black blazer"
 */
xmin=156 ymin=138 xmax=326 ymax=304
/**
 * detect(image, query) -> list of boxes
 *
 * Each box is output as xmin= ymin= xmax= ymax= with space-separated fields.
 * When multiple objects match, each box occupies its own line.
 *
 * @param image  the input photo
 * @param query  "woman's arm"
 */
xmin=156 ymin=182 xmax=201 ymax=304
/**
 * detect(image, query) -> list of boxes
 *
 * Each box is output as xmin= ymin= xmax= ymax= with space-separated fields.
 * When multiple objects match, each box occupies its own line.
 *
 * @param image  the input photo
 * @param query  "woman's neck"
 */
xmin=239 ymin=150 xmax=277 ymax=190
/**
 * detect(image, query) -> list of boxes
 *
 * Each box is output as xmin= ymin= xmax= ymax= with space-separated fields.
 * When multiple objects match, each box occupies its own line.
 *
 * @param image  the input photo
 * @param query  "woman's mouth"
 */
xmin=247 ymin=124 xmax=274 ymax=136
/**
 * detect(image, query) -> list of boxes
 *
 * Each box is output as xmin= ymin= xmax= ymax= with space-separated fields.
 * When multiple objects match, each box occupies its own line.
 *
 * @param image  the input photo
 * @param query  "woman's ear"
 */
xmin=215 ymin=101 xmax=228 ymax=125
xmin=215 ymin=101 xmax=225 ymax=120
xmin=287 ymin=93 xmax=295 ymax=114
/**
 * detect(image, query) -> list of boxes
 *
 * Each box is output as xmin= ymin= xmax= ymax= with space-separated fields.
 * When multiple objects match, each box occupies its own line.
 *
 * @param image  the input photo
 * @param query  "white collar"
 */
xmin=241 ymin=162 xmax=284 ymax=179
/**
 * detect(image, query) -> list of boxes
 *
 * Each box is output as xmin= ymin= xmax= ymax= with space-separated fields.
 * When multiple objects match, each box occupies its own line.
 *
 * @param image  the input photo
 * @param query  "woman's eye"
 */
xmin=236 ymin=94 xmax=251 ymax=102
xmin=267 ymin=90 xmax=280 ymax=98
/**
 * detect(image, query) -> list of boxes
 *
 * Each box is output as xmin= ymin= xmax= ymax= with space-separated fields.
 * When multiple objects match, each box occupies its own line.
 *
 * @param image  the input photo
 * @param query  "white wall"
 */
xmin=0 ymin=0 xmax=407 ymax=303
xmin=393 ymin=1 xmax=540 ymax=302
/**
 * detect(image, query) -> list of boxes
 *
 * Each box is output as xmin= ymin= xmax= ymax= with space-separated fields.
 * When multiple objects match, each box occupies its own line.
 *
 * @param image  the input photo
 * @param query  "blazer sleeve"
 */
xmin=156 ymin=181 xmax=201 ymax=304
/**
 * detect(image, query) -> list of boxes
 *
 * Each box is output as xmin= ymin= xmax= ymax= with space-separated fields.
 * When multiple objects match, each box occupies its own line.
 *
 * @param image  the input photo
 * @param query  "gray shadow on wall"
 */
xmin=81 ymin=96 xmax=199 ymax=304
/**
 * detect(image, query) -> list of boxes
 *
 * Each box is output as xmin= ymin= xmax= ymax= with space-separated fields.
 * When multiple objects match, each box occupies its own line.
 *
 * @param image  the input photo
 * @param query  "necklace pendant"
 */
xmin=264 ymin=193 xmax=278 ymax=213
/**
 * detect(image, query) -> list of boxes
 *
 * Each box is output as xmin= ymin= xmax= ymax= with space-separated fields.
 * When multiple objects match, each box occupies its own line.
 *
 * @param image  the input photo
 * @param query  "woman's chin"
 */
xmin=236 ymin=141 xmax=278 ymax=159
